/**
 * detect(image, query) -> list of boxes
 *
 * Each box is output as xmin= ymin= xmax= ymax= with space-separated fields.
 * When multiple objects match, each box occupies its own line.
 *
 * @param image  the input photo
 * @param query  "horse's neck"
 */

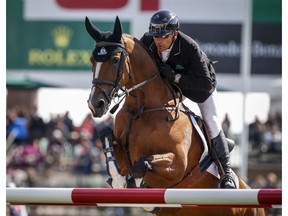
xmin=125 ymin=42 xmax=172 ymax=109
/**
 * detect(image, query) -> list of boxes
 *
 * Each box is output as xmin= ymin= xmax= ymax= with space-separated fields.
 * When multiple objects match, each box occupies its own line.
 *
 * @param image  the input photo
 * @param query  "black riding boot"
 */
xmin=211 ymin=131 xmax=237 ymax=189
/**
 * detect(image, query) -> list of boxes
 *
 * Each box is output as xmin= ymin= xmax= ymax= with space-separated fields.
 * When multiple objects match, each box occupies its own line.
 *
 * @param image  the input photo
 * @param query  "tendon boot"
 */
xmin=211 ymin=131 xmax=237 ymax=189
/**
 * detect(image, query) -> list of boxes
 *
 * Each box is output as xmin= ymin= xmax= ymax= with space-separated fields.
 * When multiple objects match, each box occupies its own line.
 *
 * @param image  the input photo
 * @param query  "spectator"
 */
xmin=265 ymin=172 xmax=280 ymax=189
xmin=248 ymin=116 xmax=264 ymax=150
xmin=73 ymin=133 xmax=93 ymax=175
xmin=262 ymin=123 xmax=281 ymax=154
xmin=77 ymin=113 xmax=97 ymax=137
xmin=250 ymin=175 xmax=267 ymax=188
xmin=63 ymin=111 xmax=74 ymax=132
xmin=222 ymin=113 xmax=231 ymax=138
xmin=90 ymin=138 xmax=107 ymax=175
xmin=7 ymin=106 xmax=29 ymax=145
xmin=52 ymin=115 xmax=71 ymax=142
xmin=28 ymin=106 xmax=46 ymax=143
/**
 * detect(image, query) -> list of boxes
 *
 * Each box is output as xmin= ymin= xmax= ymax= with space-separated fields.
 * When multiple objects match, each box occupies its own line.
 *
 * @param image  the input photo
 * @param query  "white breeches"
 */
xmin=197 ymin=89 xmax=222 ymax=139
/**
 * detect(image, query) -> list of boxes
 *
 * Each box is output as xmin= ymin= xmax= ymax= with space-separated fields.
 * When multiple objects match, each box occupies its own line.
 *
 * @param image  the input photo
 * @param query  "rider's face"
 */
xmin=153 ymin=33 xmax=175 ymax=52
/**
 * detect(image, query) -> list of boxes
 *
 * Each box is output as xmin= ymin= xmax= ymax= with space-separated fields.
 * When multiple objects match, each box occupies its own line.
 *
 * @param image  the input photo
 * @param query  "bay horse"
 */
xmin=85 ymin=16 xmax=265 ymax=216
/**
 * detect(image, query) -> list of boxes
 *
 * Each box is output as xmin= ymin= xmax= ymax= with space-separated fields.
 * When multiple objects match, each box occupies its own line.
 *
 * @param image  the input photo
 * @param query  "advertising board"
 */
xmin=7 ymin=0 xmax=281 ymax=83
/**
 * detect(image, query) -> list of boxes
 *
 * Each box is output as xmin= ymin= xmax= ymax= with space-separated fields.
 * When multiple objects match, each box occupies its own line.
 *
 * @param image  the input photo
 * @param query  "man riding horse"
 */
xmin=140 ymin=9 xmax=237 ymax=189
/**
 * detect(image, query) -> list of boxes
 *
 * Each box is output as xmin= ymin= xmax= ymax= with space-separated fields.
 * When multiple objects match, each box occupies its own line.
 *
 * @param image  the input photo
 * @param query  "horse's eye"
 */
xmin=112 ymin=56 xmax=120 ymax=64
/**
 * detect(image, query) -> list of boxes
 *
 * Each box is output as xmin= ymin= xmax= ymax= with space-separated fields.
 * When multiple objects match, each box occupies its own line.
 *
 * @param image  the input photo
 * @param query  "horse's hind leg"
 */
xmin=99 ymin=126 xmax=127 ymax=188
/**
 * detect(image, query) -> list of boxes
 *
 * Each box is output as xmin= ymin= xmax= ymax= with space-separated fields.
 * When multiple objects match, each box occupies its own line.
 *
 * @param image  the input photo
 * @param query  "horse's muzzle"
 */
xmin=87 ymin=97 xmax=109 ymax=118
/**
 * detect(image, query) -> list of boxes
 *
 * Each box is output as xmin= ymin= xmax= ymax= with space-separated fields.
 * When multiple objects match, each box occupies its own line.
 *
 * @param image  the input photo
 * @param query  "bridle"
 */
xmin=90 ymin=41 xmax=128 ymax=107
xmin=90 ymin=40 xmax=162 ymax=114
xmin=90 ymin=39 xmax=183 ymax=120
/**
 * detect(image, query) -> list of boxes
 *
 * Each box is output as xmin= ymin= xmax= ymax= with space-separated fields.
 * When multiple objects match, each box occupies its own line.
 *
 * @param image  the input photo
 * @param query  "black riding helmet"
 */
xmin=148 ymin=9 xmax=179 ymax=37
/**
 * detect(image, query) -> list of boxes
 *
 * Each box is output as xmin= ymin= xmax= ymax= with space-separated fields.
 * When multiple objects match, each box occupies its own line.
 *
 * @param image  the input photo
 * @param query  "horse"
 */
xmin=85 ymin=16 xmax=265 ymax=216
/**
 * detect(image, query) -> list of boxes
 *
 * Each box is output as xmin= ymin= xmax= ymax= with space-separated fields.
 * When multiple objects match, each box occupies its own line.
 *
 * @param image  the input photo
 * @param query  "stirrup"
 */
xmin=220 ymin=174 xmax=237 ymax=189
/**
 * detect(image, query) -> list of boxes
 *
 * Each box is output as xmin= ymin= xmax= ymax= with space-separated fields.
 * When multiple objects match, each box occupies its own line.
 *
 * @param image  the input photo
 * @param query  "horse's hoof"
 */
xmin=143 ymin=207 xmax=161 ymax=214
xmin=106 ymin=177 xmax=113 ymax=187
xmin=126 ymin=175 xmax=136 ymax=188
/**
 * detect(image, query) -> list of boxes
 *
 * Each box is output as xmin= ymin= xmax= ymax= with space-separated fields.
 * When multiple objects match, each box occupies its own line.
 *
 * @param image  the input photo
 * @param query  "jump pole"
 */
xmin=6 ymin=188 xmax=282 ymax=208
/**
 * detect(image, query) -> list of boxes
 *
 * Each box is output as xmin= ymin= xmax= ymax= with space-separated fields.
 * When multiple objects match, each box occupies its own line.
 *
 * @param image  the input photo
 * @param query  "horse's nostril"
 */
xmin=96 ymin=99 xmax=105 ymax=108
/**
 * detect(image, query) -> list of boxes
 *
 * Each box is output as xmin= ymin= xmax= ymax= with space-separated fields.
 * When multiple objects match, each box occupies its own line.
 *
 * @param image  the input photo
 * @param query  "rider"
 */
xmin=140 ymin=9 xmax=237 ymax=189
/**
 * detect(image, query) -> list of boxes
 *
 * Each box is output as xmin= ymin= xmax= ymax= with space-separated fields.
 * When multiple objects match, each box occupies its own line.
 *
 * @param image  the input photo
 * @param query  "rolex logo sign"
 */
xmin=28 ymin=24 xmax=91 ymax=69
xmin=51 ymin=26 xmax=73 ymax=48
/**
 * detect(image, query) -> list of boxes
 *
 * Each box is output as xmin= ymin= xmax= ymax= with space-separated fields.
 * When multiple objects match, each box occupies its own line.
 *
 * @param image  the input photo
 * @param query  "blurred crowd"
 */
xmin=222 ymin=111 xmax=282 ymax=154
xmin=6 ymin=105 xmax=282 ymax=216
xmin=6 ymin=105 xmax=113 ymax=187
xmin=248 ymin=112 xmax=282 ymax=154
xmin=6 ymin=105 xmax=282 ymax=184
xmin=249 ymin=172 xmax=282 ymax=216
xmin=221 ymin=112 xmax=282 ymax=216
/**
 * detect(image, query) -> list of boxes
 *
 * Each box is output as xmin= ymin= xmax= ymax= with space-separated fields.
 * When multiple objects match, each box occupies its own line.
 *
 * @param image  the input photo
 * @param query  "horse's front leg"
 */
xmin=99 ymin=126 xmax=128 ymax=188
xmin=132 ymin=152 xmax=185 ymax=187
xmin=132 ymin=157 xmax=153 ymax=187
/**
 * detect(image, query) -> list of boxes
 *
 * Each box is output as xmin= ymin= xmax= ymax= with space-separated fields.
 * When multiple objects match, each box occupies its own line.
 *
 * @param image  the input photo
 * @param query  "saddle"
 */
xmin=188 ymin=110 xmax=235 ymax=152
xmin=181 ymin=104 xmax=235 ymax=176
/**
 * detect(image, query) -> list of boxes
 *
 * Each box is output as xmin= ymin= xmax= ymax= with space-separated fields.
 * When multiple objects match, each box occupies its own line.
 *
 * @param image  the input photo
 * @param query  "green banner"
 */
xmin=7 ymin=21 xmax=130 ymax=70
xmin=7 ymin=0 xmax=130 ymax=70
xmin=7 ymin=0 xmax=281 ymax=73
xmin=253 ymin=0 xmax=281 ymax=23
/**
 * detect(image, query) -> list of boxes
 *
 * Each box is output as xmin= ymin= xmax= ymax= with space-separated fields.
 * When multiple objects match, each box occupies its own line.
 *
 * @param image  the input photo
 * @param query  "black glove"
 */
xmin=159 ymin=63 xmax=175 ymax=82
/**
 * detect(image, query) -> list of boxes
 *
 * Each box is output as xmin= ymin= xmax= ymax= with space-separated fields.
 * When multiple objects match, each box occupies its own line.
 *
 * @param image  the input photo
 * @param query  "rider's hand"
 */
xmin=159 ymin=63 xmax=175 ymax=83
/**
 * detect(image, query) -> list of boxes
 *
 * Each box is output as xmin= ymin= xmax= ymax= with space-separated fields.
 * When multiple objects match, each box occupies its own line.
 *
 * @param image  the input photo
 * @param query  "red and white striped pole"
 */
xmin=6 ymin=188 xmax=282 ymax=208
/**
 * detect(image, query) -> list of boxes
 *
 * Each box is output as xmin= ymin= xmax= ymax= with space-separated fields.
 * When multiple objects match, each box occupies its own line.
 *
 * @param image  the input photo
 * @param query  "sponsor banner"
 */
xmin=7 ymin=21 xmax=130 ymax=70
xmin=23 ymin=0 xmax=246 ymax=38
xmin=251 ymin=23 xmax=281 ymax=75
xmin=7 ymin=0 xmax=281 ymax=75
xmin=182 ymin=24 xmax=241 ymax=74
xmin=182 ymin=23 xmax=281 ymax=75
xmin=24 ymin=0 xmax=245 ymax=22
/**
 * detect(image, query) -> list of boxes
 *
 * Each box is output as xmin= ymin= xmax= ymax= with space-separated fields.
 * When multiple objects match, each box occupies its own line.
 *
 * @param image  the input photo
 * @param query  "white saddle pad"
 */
xmin=189 ymin=114 xmax=239 ymax=188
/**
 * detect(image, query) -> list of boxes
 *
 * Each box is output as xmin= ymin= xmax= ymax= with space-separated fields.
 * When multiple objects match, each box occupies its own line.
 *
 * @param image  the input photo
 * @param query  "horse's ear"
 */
xmin=113 ymin=16 xmax=123 ymax=42
xmin=85 ymin=16 xmax=102 ymax=42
